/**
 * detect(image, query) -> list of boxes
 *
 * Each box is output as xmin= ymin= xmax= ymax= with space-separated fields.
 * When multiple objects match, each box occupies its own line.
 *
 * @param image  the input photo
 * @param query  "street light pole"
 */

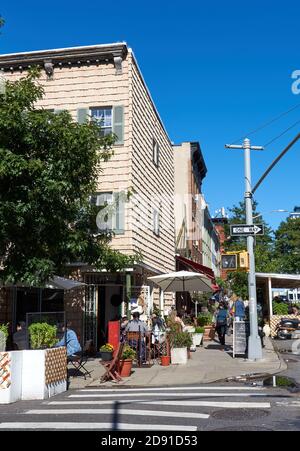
xmin=225 ymin=138 xmax=263 ymax=360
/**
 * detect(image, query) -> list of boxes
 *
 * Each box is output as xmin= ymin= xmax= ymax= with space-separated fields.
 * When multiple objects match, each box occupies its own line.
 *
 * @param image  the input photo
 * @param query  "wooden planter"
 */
xmin=203 ymin=325 xmax=215 ymax=341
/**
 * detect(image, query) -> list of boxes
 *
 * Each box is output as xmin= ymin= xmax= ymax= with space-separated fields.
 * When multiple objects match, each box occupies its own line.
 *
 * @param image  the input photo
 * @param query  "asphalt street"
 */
xmin=0 ymin=384 xmax=299 ymax=431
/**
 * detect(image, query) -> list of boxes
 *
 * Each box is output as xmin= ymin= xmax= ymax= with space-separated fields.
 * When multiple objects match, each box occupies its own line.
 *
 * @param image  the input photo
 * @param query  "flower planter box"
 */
xmin=0 ymin=347 xmax=67 ymax=404
xmin=101 ymin=351 xmax=113 ymax=361
xmin=192 ymin=333 xmax=203 ymax=347
xmin=171 ymin=347 xmax=188 ymax=365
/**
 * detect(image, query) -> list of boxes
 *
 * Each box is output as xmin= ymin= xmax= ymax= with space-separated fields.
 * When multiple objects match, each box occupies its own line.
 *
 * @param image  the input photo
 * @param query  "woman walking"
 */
xmin=215 ymin=303 xmax=229 ymax=350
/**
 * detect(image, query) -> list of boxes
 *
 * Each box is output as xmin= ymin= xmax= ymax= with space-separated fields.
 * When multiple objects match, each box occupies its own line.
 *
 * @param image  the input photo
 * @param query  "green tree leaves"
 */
xmin=274 ymin=218 xmax=300 ymax=273
xmin=0 ymin=71 xmax=136 ymax=285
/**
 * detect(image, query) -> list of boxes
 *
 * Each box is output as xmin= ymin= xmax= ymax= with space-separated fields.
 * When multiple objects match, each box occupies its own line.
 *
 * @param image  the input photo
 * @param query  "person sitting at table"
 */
xmin=13 ymin=321 xmax=27 ymax=350
xmin=125 ymin=311 xmax=149 ymax=363
xmin=55 ymin=322 xmax=81 ymax=357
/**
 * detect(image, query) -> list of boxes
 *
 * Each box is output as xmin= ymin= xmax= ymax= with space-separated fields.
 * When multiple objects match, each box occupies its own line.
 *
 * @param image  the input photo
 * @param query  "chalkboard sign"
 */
xmin=233 ymin=321 xmax=249 ymax=358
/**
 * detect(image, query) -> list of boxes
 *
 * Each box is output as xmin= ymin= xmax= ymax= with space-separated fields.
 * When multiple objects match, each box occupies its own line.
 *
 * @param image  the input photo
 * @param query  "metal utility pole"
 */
xmin=225 ymin=138 xmax=263 ymax=360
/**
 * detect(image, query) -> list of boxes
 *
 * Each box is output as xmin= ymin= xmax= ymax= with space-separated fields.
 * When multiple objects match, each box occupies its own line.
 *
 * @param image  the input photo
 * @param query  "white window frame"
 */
xmin=153 ymin=138 xmax=159 ymax=167
xmin=153 ymin=208 xmax=160 ymax=236
xmin=90 ymin=107 xmax=113 ymax=136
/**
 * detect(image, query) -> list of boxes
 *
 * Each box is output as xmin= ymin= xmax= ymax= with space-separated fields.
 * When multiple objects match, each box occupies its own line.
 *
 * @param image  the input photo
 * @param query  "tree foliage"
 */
xmin=0 ymin=70 xmax=137 ymax=286
xmin=274 ymin=218 xmax=300 ymax=274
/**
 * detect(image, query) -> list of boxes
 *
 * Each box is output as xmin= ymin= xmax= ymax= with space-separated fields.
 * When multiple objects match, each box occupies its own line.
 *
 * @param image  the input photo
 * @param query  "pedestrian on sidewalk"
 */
xmin=215 ymin=303 xmax=229 ymax=350
xmin=234 ymin=298 xmax=245 ymax=322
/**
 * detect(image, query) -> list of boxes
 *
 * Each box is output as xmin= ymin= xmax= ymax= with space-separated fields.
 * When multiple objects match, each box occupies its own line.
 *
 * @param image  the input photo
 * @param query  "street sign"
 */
xmin=230 ymin=224 xmax=264 ymax=236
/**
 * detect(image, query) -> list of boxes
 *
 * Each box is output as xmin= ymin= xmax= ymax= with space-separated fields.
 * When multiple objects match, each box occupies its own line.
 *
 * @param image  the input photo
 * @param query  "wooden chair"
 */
xmin=99 ymin=341 xmax=124 ymax=383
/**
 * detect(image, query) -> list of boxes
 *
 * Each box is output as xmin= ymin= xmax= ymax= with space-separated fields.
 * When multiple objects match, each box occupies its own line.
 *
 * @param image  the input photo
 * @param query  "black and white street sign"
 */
xmin=230 ymin=224 xmax=264 ymax=236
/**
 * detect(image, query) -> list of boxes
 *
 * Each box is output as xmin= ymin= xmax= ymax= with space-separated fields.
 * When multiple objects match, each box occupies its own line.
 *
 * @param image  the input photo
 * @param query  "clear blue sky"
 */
xmin=1 ymin=0 xmax=300 ymax=230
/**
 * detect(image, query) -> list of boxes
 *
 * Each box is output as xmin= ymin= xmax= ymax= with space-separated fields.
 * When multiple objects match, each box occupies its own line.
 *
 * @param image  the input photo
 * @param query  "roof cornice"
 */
xmin=0 ymin=42 xmax=128 ymax=72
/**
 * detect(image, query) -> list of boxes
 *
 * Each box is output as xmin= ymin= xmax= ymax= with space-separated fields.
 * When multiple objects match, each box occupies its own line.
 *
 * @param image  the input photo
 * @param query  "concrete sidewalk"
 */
xmin=68 ymin=337 xmax=286 ymax=389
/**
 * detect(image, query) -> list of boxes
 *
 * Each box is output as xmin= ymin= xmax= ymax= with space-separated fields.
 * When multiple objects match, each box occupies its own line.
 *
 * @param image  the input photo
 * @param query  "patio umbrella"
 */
xmin=148 ymin=271 xmax=213 ymax=293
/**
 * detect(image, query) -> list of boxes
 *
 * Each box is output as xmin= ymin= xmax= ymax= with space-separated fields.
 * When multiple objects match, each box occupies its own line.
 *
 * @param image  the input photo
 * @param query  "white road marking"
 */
xmin=140 ymin=400 xmax=271 ymax=409
xmin=69 ymin=392 xmax=266 ymax=398
xmin=0 ymin=422 xmax=197 ymax=431
xmin=25 ymin=409 xmax=209 ymax=419
xmin=79 ymin=386 xmax=264 ymax=392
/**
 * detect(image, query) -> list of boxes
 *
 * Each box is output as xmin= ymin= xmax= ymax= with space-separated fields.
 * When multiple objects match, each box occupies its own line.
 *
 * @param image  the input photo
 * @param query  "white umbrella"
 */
xmin=148 ymin=271 xmax=213 ymax=293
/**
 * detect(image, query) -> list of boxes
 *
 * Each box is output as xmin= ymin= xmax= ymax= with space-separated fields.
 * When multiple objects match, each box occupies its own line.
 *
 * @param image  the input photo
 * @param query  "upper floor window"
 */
xmin=78 ymin=106 xmax=124 ymax=144
xmin=90 ymin=107 xmax=113 ymax=136
xmin=153 ymin=138 xmax=159 ymax=167
xmin=153 ymin=208 xmax=160 ymax=236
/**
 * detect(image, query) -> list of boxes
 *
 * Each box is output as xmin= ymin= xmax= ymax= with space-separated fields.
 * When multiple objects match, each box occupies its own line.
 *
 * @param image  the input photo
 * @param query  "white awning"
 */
xmin=45 ymin=276 xmax=85 ymax=290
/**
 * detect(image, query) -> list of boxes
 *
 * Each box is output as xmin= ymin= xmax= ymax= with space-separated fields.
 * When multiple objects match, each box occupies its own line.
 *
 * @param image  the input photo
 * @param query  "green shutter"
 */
xmin=113 ymin=106 xmax=124 ymax=145
xmin=77 ymin=108 xmax=89 ymax=124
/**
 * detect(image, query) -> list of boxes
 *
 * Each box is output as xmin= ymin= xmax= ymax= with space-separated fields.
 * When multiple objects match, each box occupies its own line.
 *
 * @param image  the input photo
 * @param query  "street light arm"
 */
xmin=252 ymin=133 xmax=300 ymax=194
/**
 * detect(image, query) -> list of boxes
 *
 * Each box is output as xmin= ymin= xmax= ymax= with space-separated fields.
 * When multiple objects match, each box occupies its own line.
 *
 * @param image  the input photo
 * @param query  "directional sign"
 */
xmin=230 ymin=224 xmax=264 ymax=236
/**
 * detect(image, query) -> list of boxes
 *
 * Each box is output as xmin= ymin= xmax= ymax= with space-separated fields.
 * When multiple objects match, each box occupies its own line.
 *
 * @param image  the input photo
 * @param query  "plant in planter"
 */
xmin=100 ymin=343 xmax=114 ymax=361
xmin=197 ymin=313 xmax=215 ymax=341
xmin=0 ymin=323 xmax=9 ymax=351
xmin=118 ymin=345 xmax=136 ymax=377
xmin=170 ymin=332 xmax=193 ymax=365
xmin=28 ymin=322 xmax=57 ymax=349
xmin=192 ymin=326 xmax=205 ymax=347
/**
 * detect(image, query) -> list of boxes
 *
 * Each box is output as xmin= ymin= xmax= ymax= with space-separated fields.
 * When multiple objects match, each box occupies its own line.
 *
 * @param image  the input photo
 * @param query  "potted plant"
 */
xmin=170 ymin=332 xmax=193 ymax=365
xmin=28 ymin=322 xmax=57 ymax=349
xmin=197 ymin=313 xmax=215 ymax=341
xmin=100 ymin=343 xmax=114 ymax=361
xmin=118 ymin=345 xmax=136 ymax=377
xmin=0 ymin=323 xmax=9 ymax=351
xmin=192 ymin=326 xmax=205 ymax=347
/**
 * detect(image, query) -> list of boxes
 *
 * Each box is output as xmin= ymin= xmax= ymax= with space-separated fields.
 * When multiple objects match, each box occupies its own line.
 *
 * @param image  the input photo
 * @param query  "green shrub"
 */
xmin=122 ymin=345 xmax=136 ymax=360
xmin=273 ymin=302 xmax=289 ymax=316
xmin=195 ymin=327 xmax=205 ymax=334
xmin=197 ymin=313 xmax=213 ymax=327
xmin=172 ymin=332 xmax=193 ymax=348
xmin=0 ymin=323 xmax=9 ymax=339
xmin=28 ymin=322 xmax=57 ymax=349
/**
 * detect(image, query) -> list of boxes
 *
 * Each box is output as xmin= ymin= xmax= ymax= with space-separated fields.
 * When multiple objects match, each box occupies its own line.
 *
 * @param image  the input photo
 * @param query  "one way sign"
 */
xmin=230 ymin=224 xmax=264 ymax=236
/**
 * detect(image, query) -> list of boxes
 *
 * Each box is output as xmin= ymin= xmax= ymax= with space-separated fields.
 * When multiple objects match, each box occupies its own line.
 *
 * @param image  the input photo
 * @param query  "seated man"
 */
xmin=13 ymin=321 xmax=27 ymax=350
xmin=55 ymin=322 xmax=81 ymax=357
xmin=125 ymin=311 xmax=149 ymax=363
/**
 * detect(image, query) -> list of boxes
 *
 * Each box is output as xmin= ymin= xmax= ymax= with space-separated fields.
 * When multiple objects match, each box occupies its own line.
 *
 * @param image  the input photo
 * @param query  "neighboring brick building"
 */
xmin=0 ymin=43 xmax=175 ymax=345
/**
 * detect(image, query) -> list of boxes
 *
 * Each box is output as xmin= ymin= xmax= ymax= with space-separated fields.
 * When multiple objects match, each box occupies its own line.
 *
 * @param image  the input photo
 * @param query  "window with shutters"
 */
xmin=90 ymin=107 xmax=113 ymax=136
xmin=153 ymin=208 xmax=160 ymax=236
xmin=91 ymin=192 xmax=124 ymax=234
xmin=153 ymin=138 xmax=159 ymax=167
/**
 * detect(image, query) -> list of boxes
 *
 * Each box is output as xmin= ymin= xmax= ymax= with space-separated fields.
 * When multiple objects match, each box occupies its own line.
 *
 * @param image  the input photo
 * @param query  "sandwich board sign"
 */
xmin=233 ymin=321 xmax=249 ymax=358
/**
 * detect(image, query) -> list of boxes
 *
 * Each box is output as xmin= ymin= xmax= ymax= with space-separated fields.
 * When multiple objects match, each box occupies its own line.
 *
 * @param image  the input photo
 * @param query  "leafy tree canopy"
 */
xmin=0 ymin=69 xmax=137 ymax=286
xmin=274 ymin=218 xmax=300 ymax=274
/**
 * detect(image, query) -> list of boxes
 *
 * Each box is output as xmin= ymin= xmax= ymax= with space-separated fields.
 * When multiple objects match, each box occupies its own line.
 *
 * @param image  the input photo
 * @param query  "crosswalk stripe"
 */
xmin=68 ymin=392 xmax=266 ymax=398
xmin=140 ymin=400 xmax=271 ymax=408
xmin=0 ymin=422 xmax=198 ymax=431
xmin=47 ymin=399 xmax=269 ymax=407
xmin=25 ymin=409 xmax=210 ymax=419
xmin=79 ymin=386 xmax=264 ymax=392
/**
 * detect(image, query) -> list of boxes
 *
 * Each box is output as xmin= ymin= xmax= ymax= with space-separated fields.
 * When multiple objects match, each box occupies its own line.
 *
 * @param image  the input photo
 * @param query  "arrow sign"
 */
xmin=230 ymin=224 xmax=264 ymax=236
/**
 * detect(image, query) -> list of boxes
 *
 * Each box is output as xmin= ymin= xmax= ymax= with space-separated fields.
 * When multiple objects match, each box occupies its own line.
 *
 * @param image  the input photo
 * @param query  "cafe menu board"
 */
xmin=233 ymin=321 xmax=249 ymax=358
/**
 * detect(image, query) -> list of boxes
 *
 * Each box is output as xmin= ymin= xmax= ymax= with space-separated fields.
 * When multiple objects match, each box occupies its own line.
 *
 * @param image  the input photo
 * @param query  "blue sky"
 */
xmin=1 ymin=0 xmax=299 ymax=230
